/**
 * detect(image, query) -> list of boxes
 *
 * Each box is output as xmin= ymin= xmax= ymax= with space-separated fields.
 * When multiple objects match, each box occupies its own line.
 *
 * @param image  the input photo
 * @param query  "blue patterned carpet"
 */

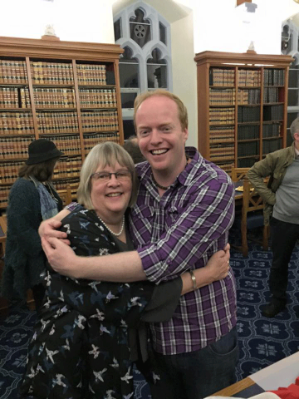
xmin=0 ymin=238 xmax=299 ymax=398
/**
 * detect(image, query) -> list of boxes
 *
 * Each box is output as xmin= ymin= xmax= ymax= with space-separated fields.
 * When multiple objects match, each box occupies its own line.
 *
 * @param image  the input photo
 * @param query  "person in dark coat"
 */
xmin=1 ymin=139 xmax=63 ymax=311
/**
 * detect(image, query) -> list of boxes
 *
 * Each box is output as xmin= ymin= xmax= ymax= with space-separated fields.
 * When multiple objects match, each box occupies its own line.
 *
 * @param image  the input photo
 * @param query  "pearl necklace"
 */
xmin=97 ymin=215 xmax=125 ymax=237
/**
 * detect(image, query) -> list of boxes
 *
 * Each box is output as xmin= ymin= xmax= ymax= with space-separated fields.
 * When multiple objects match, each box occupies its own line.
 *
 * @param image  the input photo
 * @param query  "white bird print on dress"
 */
xmin=89 ymin=344 xmax=100 ymax=359
xmin=53 ymin=374 xmax=67 ymax=388
xmin=46 ymin=348 xmax=59 ymax=364
xmin=121 ymin=368 xmax=133 ymax=384
xmin=93 ymin=368 xmax=107 ymax=382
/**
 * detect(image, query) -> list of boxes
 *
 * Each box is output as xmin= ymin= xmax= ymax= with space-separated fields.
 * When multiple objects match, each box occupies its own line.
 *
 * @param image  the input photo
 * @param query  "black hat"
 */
xmin=26 ymin=139 xmax=63 ymax=165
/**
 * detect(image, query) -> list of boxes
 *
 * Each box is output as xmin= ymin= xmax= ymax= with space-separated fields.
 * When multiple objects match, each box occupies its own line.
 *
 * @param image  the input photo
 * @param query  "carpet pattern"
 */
xmin=0 ymin=239 xmax=299 ymax=398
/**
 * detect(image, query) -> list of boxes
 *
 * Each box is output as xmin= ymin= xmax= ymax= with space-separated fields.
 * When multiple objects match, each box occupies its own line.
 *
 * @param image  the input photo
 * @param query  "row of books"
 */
xmin=0 ymin=87 xmax=21 ymax=108
xmin=0 ymin=186 xmax=10 ymax=207
xmin=53 ymin=179 xmax=79 ymax=198
xmin=209 ymin=108 xmax=235 ymax=124
xmin=263 ymin=122 xmax=281 ymax=138
xmin=0 ymin=160 xmax=23 ymax=184
xmin=264 ymin=69 xmax=285 ymax=86
xmin=84 ymin=133 xmax=120 ymax=153
xmin=263 ymin=87 xmax=279 ymax=103
xmin=238 ymin=106 xmax=260 ymax=123
xmin=33 ymin=88 xmax=76 ymax=109
xmin=209 ymin=126 xmax=234 ymax=142
xmin=238 ymin=124 xmax=260 ymax=140
xmin=30 ymin=62 xmax=74 ymax=85
xmin=237 ymin=157 xmax=258 ymax=168
xmin=263 ymin=138 xmax=282 ymax=154
xmin=209 ymin=69 xmax=235 ymax=86
xmin=238 ymin=69 xmax=261 ymax=87
xmin=0 ymin=136 xmax=32 ymax=159
xmin=0 ymin=60 xmax=28 ymax=84
xmin=0 ymin=112 xmax=34 ymax=135
xmin=77 ymin=64 xmax=107 ymax=86
xmin=37 ymin=112 xmax=79 ymax=134
xmin=263 ymin=104 xmax=284 ymax=121
xmin=53 ymin=157 xmax=82 ymax=179
xmin=238 ymin=141 xmax=259 ymax=157
xmin=81 ymin=110 xmax=119 ymax=132
xmin=47 ymin=135 xmax=81 ymax=156
xmin=238 ymin=89 xmax=260 ymax=105
xmin=217 ymin=161 xmax=235 ymax=175
xmin=209 ymin=88 xmax=235 ymax=105
xmin=79 ymin=89 xmax=117 ymax=108
xmin=210 ymin=144 xmax=234 ymax=161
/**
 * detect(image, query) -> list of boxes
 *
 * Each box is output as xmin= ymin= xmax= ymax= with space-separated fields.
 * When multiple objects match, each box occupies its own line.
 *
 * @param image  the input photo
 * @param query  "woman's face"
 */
xmin=90 ymin=162 xmax=133 ymax=221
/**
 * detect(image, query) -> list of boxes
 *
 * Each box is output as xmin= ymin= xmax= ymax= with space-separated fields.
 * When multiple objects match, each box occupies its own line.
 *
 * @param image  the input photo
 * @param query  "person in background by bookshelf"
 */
xmin=39 ymin=90 xmax=237 ymax=399
xmin=247 ymin=117 xmax=299 ymax=318
xmin=1 ymin=139 xmax=63 ymax=312
xmin=123 ymin=135 xmax=146 ymax=164
xmin=20 ymin=142 xmax=230 ymax=399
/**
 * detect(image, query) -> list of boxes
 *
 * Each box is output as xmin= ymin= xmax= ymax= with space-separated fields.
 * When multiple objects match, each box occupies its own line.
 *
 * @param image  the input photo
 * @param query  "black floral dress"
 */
xmin=20 ymin=206 xmax=181 ymax=399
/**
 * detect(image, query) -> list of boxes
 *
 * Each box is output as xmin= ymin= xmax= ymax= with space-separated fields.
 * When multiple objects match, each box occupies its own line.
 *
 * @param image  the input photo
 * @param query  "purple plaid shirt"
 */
xmin=129 ymin=147 xmax=237 ymax=355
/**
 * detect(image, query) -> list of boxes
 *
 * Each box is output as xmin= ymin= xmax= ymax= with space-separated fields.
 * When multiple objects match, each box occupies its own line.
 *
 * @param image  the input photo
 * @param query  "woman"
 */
xmin=1 ymin=139 xmax=63 ymax=311
xmin=20 ymin=142 xmax=222 ymax=399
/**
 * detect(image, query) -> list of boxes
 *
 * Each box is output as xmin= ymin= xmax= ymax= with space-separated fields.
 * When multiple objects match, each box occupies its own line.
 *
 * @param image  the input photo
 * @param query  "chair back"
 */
xmin=0 ymin=214 xmax=7 ymax=256
xmin=233 ymin=173 xmax=269 ymax=257
xmin=231 ymin=167 xmax=250 ymax=183
xmin=57 ymin=184 xmax=72 ymax=206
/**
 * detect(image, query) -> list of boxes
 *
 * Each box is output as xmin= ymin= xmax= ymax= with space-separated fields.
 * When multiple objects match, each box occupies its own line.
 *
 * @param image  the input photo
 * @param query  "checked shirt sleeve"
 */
xmin=137 ymin=179 xmax=235 ymax=283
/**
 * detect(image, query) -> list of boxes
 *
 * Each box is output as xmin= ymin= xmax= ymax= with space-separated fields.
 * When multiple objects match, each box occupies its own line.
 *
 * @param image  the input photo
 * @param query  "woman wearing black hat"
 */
xmin=1 ymin=139 xmax=63 ymax=311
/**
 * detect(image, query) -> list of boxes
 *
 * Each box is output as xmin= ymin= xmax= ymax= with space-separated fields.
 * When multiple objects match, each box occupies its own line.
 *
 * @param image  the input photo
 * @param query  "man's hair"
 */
xmin=18 ymin=157 xmax=59 ymax=182
xmin=133 ymin=89 xmax=188 ymax=131
xmin=123 ymin=136 xmax=145 ymax=164
xmin=77 ymin=142 xmax=137 ymax=210
xmin=290 ymin=117 xmax=299 ymax=140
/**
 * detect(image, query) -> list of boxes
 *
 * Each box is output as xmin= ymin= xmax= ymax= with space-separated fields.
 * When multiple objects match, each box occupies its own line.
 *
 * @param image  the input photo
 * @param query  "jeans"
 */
xmin=148 ymin=326 xmax=239 ymax=399
xmin=270 ymin=217 xmax=299 ymax=305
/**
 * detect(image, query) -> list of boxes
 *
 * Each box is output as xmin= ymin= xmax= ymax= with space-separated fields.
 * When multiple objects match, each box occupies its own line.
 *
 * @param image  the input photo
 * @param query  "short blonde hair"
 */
xmin=290 ymin=117 xmax=299 ymax=140
xmin=77 ymin=142 xmax=137 ymax=210
xmin=133 ymin=89 xmax=188 ymax=131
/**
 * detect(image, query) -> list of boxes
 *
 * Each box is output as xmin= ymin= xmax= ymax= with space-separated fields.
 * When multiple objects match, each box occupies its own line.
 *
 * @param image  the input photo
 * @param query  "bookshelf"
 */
xmin=0 ymin=36 xmax=124 ymax=209
xmin=194 ymin=51 xmax=293 ymax=175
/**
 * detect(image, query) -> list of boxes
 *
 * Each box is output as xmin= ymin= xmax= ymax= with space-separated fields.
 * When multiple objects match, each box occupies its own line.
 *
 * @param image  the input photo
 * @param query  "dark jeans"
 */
xmin=148 ymin=326 xmax=239 ymax=399
xmin=270 ymin=217 xmax=299 ymax=305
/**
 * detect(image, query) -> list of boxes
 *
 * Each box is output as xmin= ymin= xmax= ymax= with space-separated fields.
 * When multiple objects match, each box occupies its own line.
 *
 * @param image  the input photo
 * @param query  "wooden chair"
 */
xmin=231 ymin=167 xmax=250 ymax=183
xmin=0 ymin=214 xmax=7 ymax=258
xmin=234 ymin=176 xmax=269 ymax=257
xmin=57 ymin=184 xmax=73 ymax=206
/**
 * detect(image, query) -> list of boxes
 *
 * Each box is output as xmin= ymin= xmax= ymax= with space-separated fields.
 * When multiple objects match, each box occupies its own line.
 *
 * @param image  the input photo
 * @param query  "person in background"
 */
xmin=247 ymin=117 xmax=299 ymax=318
xmin=40 ymin=89 xmax=237 ymax=399
xmin=1 ymin=139 xmax=63 ymax=311
xmin=123 ymin=135 xmax=145 ymax=164
xmin=21 ymin=142 xmax=230 ymax=399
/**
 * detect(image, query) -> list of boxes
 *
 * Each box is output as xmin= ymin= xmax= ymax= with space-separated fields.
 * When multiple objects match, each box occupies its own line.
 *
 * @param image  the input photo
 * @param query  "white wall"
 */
xmin=0 ymin=0 xmax=114 ymax=43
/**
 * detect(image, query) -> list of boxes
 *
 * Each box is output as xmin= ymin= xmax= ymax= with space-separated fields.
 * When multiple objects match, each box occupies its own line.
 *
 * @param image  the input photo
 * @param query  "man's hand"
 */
xmin=39 ymin=218 xmax=70 ymax=245
xmin=42 ymin=237 xmax=79 ymax=278
xmin=205 ymin=243 xmax=230 ymax=282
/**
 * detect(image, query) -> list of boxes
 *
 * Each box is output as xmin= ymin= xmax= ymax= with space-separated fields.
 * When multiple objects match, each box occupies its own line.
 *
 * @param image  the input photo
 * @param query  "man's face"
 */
xmin=135 ymin=95 xmax=188 ymax=176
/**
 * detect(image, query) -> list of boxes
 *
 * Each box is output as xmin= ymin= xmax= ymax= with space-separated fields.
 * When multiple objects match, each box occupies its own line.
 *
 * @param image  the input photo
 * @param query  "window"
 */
xmin=114 ymin=1 xmax=172 ymax=138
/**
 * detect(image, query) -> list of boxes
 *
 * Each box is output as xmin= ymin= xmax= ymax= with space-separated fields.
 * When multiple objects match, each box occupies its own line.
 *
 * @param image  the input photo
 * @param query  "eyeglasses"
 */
xmin=91 ymin=170 xmax=132 ymax=183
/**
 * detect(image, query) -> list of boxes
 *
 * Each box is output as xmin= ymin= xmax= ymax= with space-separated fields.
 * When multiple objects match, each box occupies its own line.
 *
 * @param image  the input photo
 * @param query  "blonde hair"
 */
xmin=133 ymin=89 xmax=188 ymax=131
xmin=77 ymin=142 xmax=137 ymax=210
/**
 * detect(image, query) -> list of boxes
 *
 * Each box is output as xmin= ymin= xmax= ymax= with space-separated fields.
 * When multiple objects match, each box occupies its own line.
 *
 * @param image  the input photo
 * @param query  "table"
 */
xmin=209 ymin=352 xmax=299 ymax=397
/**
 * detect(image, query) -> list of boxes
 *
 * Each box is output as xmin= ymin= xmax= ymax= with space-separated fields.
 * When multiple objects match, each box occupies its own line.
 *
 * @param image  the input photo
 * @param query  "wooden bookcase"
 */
xmin=0 ymin=36 xmax=124 ymax=209
xmin=194 ymin=51 xmax=293 ymax=175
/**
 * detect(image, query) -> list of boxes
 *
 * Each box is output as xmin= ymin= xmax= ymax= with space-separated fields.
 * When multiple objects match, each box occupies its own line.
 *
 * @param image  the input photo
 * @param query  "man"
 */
xmin=42 ymin=90 xmax=237 ymax=398
xmin=123 ymin=135 xmax=145 ymax=164
xmin=247 ymin=117 xmax=299 ymax=318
